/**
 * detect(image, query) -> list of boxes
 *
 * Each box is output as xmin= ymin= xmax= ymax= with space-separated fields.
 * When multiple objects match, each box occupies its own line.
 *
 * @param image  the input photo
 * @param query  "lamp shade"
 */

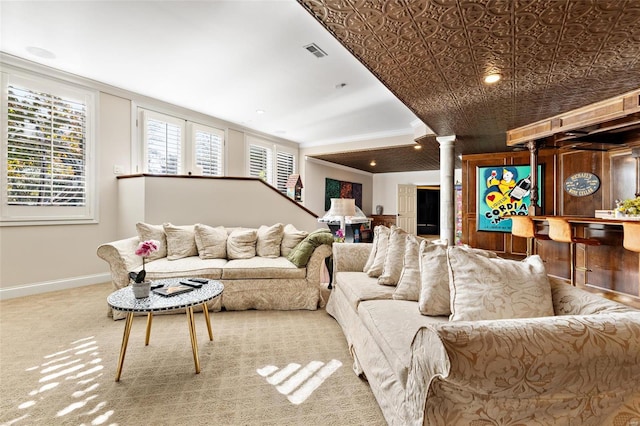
xmin=328 ymin=198 xmax=356 ymax=217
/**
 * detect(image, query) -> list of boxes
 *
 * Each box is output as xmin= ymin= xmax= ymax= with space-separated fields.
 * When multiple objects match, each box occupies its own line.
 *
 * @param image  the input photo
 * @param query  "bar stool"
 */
xmin=546 ymin=217 xmax=601 ymax=286
xmin=623 ymin=222 xmax=640 ymax=252
xmin=509 ymin=215 xmax=550 ymax=256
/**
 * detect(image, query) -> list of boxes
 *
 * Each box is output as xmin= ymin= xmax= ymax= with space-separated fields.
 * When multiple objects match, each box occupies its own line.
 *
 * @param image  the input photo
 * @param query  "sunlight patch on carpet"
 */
xmin=257 ymin=359 xmax=342 ymax=405
xmin=2 ymin=336 xmax=116 ymax=426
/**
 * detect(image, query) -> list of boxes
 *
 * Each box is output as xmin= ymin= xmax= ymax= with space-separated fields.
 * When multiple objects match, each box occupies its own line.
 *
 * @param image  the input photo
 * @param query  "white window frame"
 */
xmin=139 ymin=108 xmax=224 ymax=176
xmin=189 ymin=122 xmax=225 ymax=176
xmin=246 ymin=135 xmax=298 ymax=193
xmin=1 ymin=71 xmax=97 ymax=225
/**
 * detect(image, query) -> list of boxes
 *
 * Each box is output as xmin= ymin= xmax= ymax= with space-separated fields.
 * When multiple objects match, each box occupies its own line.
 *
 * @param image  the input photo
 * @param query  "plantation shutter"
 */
xmin=143 ymin=110 xmax=183 ymax=174
xmin=249 ymin=144 xmax=273 ymax=183
xmin=193 ymin=124 xmax=224 ymax=176
xmin=6 ymin=84 xmax=87 ymax=206
xmin=276 ymin=150 xmax=295 ymax=193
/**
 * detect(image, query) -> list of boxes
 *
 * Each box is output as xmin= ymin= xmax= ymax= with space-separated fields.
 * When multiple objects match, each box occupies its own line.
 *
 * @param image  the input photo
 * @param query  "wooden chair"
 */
xmin=546 ymin=217 xmax=600 ymax=286
xmin=509 ymin=215 xmax=550 ymax=257
xmin=623 ymin=222 xmax=640 ymax=253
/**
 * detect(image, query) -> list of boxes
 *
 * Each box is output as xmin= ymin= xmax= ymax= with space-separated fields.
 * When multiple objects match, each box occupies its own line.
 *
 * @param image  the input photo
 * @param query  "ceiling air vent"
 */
xmin=304 ymin=43 xmax=327 ymax=58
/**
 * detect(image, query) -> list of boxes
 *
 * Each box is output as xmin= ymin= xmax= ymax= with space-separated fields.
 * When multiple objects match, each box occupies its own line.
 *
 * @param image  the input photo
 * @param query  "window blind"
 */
xmin=146 ymin=117 xmax=182 ymax=174
xmin=6 ymin=84 xmax=87 ymax=206
xmin=249 ymin=144 xmax=273 ymax=183
xmin=276 ymin=150 xmax=295 ymax=193
xmin=194 ymin=125 xmax=223 ymax=176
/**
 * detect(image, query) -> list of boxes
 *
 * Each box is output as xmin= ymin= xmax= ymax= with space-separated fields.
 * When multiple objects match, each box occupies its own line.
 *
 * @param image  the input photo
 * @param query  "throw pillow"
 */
xmin=418 ymin=242 xmax=497 ymax=316
xmin=378 ymin=226 xmax=408 ymax=286
xmin=417 ymin=241 xmax=451 ymax=316
xmin=227 ymin=228 xmax=258 ymax=259
xmin=367 ymin=225 xmax=391 ymax=278
xmin=447 ymin=248 xmax=554 ymax=321
xmin=363 ymin=225 xmax=384 ymax=273
xmin=136 ymin=222 xmax=167 ymax=260
xmin=393 ymin=234 xmax=425 ymax=301
xmin=163 ymin=223 xmax=198 ymax=260
xmin=281 ymin=224 xmax=308 ymax=257
xmin=287 ymin=229 xmax=333 ymax=267
xmin=194 ymin=224 xmax=227 ymax=259
xmin=256 ymin=223 xmax=284 ymax=258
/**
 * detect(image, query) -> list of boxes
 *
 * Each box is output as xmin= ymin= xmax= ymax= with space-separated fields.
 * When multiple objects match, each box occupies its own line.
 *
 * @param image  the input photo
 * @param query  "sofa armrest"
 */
xmin=96 ymin=236 xmax=141 ymax=291
xmin=407 ymin=312 xmax=640 ymax=424
xmin=333 ymin=242 xmax=371 ymax=273
xmin=305 ymin=243 xmax=332 ymax=285
xmin=549 ymin=276 xmax=637 ymax=315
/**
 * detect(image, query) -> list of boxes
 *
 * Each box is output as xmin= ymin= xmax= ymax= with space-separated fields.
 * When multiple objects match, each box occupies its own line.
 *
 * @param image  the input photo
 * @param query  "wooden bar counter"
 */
xmin=531 ymin=216 xmax=640 ymax=307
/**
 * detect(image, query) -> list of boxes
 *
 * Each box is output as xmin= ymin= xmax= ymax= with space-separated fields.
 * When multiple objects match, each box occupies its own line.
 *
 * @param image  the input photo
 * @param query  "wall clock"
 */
xmin=564 ymin=172 xmax=600 ymax=197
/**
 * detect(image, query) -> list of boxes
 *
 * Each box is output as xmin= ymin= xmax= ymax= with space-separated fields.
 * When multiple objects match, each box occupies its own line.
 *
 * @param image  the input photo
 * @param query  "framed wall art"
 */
xmin=477 ymin=165 xmax=543 ymax=232
xmin=325 ymin=178 xmax=362 ymax=211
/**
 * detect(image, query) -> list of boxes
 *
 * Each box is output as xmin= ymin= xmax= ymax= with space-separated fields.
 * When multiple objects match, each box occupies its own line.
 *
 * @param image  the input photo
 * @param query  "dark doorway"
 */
xmin=417 ymin=188 xmax=440 ymax=235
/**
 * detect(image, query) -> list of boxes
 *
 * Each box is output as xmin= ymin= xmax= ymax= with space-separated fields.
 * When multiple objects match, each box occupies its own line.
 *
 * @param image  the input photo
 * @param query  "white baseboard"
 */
xmin=0 ymin=273 xmax=111 ymax=300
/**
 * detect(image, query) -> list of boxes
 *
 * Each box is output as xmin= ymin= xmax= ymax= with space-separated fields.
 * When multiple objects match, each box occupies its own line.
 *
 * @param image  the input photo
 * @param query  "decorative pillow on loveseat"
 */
xmin=163 ymin=223 xmax=198 ymax=260
xmin=287 ymin=229 xmax=333 ymax=267
xmin=447 ymin=247 xmax=554 ymax=321
xmin=256 ymin=223 xmax=284 ymax=258
xmin=136 ymin=222 xmax=167 ymax=260
xmin=194 ymin=224 xmax=227 ymax=259
xmin=227 ymin=228 xmax=258 ymax=259
xmin=281 ymin=224 xmax=308 ymax=257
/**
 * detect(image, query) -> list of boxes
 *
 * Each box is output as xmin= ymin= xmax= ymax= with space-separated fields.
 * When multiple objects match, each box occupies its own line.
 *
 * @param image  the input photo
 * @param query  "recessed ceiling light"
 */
xmin=26 ymin=46 xmax=56 ymax=59
xmin=414 ymin=145 xmax=422 ymax=150
xmin=484 ymin=73 xmax=501 ymax=84
xmin=256 ymin=109 xmax=265 ymax=114
xmin=370 ymin=160 xmax=376 ymax=166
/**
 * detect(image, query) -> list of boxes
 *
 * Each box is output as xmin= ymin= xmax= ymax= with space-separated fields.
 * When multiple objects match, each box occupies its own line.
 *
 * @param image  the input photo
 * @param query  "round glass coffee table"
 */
xmin=107 ymin=278 xmax=224 ymax=381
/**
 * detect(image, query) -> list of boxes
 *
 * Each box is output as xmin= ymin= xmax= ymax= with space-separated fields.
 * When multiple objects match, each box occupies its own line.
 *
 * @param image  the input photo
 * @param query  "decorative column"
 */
xmin=526 ymin=140 xmax=540 ymax=216
xmin=437 ymin=135 xmax=456 ymax=246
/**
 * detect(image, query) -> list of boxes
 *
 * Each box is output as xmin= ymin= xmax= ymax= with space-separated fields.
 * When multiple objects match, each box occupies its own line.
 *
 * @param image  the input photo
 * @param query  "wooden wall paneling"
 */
xmin=558 ymin=150 xmax=605 ymax=216
xmin=609 ymin=147 xmax=638 ymax=205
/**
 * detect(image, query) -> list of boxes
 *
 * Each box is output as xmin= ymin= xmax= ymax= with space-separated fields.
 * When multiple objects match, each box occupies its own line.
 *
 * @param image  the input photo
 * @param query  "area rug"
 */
xmin=0 ymin=283 xmax=384 ymax=425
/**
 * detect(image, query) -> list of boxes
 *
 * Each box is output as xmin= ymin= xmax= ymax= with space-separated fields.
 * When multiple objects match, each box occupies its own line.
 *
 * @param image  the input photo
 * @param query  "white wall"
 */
xmin=0 ymin=58 xmax=303 ymax=298
xmin=301 ymin=157 xmax=373 ymax=217
xmin=0 ymin=92 xmax=130 ymax=296
xmin=372 ymin=169 xmax=462 ymax=215
xmin=118 ymin=176 xmax=321 ymax=234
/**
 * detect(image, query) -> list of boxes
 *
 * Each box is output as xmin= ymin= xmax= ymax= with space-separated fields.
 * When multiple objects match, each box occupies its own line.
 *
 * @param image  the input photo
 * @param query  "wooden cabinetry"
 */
xmin=371 ymin=215 xmax=396 ymax=228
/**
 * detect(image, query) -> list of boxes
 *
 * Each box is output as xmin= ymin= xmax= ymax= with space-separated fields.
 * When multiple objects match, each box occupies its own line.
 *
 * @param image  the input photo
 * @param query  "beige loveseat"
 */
xmin=97 ymin=222 xmax=332 ymax=319
xmin=328 ymin=230 xmax=640 ymax=425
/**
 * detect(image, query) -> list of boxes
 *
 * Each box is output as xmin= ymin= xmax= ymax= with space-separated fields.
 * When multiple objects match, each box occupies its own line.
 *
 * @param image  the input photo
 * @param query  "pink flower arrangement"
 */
xmin=335 ymin=228 xmax=345 ymax=242
xmin=129 ymin=240 xmax=160 ymax=283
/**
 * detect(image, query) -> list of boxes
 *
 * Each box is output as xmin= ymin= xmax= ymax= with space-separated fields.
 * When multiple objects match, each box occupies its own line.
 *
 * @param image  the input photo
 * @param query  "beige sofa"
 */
xmin=328 ymin=240 xmax=640 ymax=426
xmin=97 ymin=223 xmax=332 ymax=319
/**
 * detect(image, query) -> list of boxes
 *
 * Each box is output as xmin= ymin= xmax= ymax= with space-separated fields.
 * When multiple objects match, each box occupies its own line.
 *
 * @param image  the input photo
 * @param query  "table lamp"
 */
xmin=328 ymin=198 xmax=356 ymax=237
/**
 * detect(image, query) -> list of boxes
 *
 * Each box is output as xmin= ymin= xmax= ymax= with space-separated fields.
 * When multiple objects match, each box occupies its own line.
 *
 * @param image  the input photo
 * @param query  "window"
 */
xmin=1 ymin=72 xmax=96 ymax=224
xmin=276 ymin=150 xmax=295 ymax=193
xmin=140 ymin=109 xmax=224 ymax=176
xmin=248 ymin=143 xmax=273 ymax=183
xmin=191 ymin=123 xmax=224 ymax=176
xmin=247 ymin=136 xmax=297 ymax=194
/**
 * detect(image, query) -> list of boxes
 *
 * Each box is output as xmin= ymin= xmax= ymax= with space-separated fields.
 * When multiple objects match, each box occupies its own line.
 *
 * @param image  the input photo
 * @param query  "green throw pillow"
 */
xmin=287 ymin=228 xmax=333 ymax=267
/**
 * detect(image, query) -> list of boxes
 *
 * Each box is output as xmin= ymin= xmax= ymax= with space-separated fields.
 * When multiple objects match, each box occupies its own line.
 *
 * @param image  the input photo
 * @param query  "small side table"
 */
xmin=107 ymin=279 xmax=224 ymax=381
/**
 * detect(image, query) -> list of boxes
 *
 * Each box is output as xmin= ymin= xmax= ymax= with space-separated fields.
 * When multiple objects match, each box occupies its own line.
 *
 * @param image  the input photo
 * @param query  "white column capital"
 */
xmin=436 ymin=135 xmax=456 ymax=146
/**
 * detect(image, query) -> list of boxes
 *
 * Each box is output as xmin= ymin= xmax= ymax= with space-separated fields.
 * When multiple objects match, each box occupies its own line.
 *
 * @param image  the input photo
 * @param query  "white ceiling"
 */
xmin=0 ymin=0 xmax=419 ymax=148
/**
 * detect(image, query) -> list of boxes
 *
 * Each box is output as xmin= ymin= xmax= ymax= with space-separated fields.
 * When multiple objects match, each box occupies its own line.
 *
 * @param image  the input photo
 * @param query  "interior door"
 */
xmin=397 ymin=184 xmax=417 ymax=235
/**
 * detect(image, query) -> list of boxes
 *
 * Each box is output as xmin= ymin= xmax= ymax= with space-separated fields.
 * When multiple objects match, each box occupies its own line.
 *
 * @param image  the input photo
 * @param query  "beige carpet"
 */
xmin=0 ymin=283 xmax=385 ymax=425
